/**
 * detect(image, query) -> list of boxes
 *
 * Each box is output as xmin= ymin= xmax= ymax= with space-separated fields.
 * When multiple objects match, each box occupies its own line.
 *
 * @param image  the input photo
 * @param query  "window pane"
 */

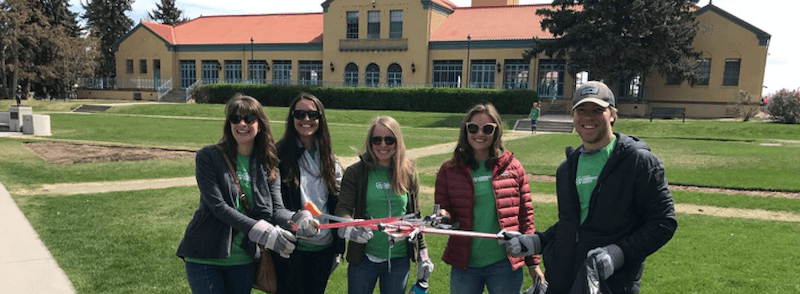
xmin=201 ymin=60 xmax=219 ymax=84
xmin=179 ymin=60 xmax=196 ymax=89
xmin=365 ymin=63 xmax=380 ymax=87
xmin=432 ymin=60 xmax=463 ymax=88
xmin=694 ymin=59 xmax=710 ymax=86
xmin=299 ymin=60 xmax=323 ymax=86
xmin=224 ymin=60 xmax=242 ymax=83
xmin=347 ymin=11 xmax=358 ymax=39
xmin=344 ymin=63 xmax=359 ymax=86
xmin=368 ymin=11 xmax=380 ymax=39
xmin=470 ymin=60 xmax=495 ymax=89
xmin=139 ymin=59 xmax=147 ymax=74
xmin=248 ymin=60 xmax=267 ymax=84
xmin=503 ymin=60 xmax=529 ymax=89
xmin=537 ymin=60 xmax=565 ymax=98
xmin=723 ymin=59 xmax=740 ymax=86
xmin=390 ymin=10 xmax=403 ymax=38
xmin=387 ymin=63 xmax=402 ymax=87
xmin=273 ymin=60 xmax=292 ymax=85
xmin=126 ymin=60 xmax=134 ymax=74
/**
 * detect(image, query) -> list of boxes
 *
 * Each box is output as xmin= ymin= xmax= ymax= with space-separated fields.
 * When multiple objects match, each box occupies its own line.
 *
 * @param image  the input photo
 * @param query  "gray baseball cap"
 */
xmin=572 ymin=81 xmax=615 ymax=110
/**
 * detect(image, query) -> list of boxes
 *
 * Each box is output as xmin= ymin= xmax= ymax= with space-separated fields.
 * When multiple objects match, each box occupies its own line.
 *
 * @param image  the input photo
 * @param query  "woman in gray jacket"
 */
xmin=176 ymin=94 xmax=318 ymax=294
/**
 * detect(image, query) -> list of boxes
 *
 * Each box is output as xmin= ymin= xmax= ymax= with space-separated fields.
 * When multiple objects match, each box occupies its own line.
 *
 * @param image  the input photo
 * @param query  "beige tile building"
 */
xmin=99 ymin=0 xmax=769 ymax=118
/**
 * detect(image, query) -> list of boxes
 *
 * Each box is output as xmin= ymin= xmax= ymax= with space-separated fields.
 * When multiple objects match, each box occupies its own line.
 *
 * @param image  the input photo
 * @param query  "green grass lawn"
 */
xmin=5 ymin=101 xmax=800 ymax=293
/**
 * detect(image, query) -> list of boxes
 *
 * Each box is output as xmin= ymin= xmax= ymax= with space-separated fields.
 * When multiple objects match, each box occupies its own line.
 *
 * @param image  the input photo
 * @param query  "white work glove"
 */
xmin=497 ymin=230 xmax=540 ymax=257
xmin=416 ymin=248 xmax=434 ymax=283
xmin=337 ymin=224 xmax=373 ymax=244
xmin=292 ymin=210 xmax=320 ymax=238
xmin=249 ymin=220 xmax=297 ymax=258
xmin=587 ymin=245 xmax=623 ymax=280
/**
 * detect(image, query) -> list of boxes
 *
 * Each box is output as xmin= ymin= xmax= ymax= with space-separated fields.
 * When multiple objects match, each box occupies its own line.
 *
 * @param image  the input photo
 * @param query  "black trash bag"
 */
xmin=522 ymin=275 xmax=548 ymax=294
xmin=568 ymin=253 xmax=612 ymax=294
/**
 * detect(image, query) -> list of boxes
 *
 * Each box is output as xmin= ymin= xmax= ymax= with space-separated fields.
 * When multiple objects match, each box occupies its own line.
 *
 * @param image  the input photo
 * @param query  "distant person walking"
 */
xmin=529 ymin=102 xmax=540 ymax=134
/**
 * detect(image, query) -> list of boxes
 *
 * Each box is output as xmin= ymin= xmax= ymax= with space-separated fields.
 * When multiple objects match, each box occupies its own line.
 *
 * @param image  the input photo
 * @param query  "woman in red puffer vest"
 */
xmin=435 ymin=103 xmax=542 ymax=294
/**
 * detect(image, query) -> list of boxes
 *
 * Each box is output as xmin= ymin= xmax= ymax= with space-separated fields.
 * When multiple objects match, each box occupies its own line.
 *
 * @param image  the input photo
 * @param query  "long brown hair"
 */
xmin=362 ymin=116 xmax=414 ymax=196
xmin=276 ymin=92 xmax=339 ymax=193
xmin=217 ymin=93 xmax=278 ymax=180
xmin=451 ymin=103 xmax=505 ymax=170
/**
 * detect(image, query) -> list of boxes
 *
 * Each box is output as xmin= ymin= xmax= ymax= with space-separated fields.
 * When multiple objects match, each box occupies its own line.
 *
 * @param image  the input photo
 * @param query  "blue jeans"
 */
xmin=347 ymin=255 xmax=409 ymax=294
xmin=185 ymin=261 xmax=255 ymax=294
xmin=449 ymin=259 xmax=522 ymax=294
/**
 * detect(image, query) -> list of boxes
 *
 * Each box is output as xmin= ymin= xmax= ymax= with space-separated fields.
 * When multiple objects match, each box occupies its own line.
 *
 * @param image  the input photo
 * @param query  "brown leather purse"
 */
xmin=216 ymin=146 xmax=277 ymax=293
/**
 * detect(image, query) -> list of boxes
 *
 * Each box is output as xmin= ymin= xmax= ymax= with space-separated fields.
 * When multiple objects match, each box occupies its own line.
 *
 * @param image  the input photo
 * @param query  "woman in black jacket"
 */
xmin=274 ymin=92 xmax=344 ymax=294
xmin=176 ymin=94 xmax=318 ymax=294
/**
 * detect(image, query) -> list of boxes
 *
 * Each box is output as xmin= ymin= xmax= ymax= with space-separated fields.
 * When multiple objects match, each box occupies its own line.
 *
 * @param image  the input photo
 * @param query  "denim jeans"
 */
xmin=449 ymin=259 xmax=522 ymax=294
xmin=184 ymin=261 xmax=255 ymax=294
xmin=347 ymin=255 xmax=409 ymax=294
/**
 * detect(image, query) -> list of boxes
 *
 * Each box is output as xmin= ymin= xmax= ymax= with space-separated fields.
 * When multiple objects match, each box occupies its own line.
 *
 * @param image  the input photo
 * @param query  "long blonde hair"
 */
xmin=362 ymin=116 xmax=413 ymax=195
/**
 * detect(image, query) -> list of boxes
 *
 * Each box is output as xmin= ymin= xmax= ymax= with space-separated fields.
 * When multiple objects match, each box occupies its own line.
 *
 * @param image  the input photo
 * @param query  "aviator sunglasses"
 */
xmin=292 ymin=109 xmax=320 ymax=120
xmin=370 ymin=136 xmax=397 ymax=146
xmin=465 ymin=122 xmax=497 ymax=135
xmin=229 ymin=114 xmax=258 ymax=124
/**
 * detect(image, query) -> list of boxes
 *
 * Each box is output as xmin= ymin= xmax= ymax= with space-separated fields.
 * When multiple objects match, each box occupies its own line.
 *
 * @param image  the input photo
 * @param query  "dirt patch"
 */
xmin=24 ymin=141 xmax=195 ymax=164
xmin=527 ymin=174 xmax=800 ymax=200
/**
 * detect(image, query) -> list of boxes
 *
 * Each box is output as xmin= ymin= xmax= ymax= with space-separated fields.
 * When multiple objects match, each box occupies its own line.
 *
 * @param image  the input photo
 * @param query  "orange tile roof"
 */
xmin=431 ymin=4 xmax=555 ymax=41
xmin=143 ymin=13 xmax=323 ymax=45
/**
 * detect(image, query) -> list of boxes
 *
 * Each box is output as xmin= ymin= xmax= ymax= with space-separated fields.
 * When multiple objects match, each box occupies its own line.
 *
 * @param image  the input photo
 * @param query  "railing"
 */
xmin=185 ymin=79 xmax=204 ymax=101
xmin=157 ymin=79 xmax=173 ymax=101
xmin=77 ymin=77 xmax=161 ymax=91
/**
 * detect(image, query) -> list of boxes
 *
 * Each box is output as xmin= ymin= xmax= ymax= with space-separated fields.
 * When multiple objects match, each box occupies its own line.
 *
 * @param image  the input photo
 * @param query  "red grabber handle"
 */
xmin=290 ymin=202 xmax=386 ymax=231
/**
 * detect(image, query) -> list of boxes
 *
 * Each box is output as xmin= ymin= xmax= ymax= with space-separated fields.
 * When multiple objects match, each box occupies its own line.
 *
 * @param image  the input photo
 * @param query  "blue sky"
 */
xmin=69 ymin=0 xmax=797 ymax=94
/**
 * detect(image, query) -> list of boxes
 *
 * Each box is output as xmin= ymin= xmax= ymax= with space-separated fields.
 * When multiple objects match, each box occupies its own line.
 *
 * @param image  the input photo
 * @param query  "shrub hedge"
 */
xmin=192 ymin=84 xmax=538 ymax=114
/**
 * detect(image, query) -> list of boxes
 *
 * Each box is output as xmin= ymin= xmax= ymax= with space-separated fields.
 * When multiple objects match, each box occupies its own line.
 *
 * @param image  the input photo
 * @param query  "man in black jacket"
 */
xmin=501 ymin=81 xmax=678 ymax=294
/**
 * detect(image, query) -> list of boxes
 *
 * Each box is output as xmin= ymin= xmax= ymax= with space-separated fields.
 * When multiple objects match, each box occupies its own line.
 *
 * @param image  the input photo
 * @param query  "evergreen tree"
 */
xmin=39 ymin=0 xmax=82 ymax=37
xmin=0 ymin=0 xmax=49 ymax=102
xmin=82 ymin=0 xmax=133 ymax=78
xmin=148 ymin=0 xmax=188 ymax=25
xmin=526 ymin=0 xmax=701 ymax=92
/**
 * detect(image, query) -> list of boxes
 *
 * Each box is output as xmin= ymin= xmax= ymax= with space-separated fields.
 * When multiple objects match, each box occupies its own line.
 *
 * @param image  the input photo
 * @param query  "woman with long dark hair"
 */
xmin=176 ymin=94 xmax=318 ymax=294
xmin=273 ymin=92 xmax=344 ymax=294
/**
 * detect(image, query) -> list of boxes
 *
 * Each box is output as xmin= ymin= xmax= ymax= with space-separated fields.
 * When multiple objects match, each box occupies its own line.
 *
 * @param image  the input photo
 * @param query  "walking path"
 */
xmin=0 ymin=182 xmax=76 ymax=293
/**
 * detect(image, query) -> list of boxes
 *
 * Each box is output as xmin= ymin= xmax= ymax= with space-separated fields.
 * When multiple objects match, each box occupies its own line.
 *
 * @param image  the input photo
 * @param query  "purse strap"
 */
xmin=215 ymin=146 xmax=251 ymax=212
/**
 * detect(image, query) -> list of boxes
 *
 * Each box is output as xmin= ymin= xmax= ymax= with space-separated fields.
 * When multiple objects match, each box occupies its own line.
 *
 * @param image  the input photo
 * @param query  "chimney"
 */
xmin=471 ymin=0 xmax=519 ymax=8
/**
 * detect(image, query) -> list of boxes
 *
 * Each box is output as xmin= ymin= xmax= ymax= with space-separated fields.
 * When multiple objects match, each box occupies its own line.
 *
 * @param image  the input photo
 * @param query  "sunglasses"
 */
xmin=370 ymin=136 xmax=397 ymax=146
xmin=466 ymin=122 xmax=497 ymax=135
xmin=230 ymin=114 xmax=258 ymax=124
xmin=292 ymin=109 xmax=320 ymax=120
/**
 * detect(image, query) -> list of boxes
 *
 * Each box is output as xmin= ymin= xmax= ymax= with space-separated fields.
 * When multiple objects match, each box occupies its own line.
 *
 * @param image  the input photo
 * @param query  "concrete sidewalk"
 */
xmin=0 ymin=182 xmax=76 ymax=294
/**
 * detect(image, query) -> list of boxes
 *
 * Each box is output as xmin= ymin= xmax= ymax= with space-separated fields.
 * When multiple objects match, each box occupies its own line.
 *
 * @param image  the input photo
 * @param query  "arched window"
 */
xmin=344 ymin=63 xmax=359 ymax=86
xmin=387 ymin=63 xmax=402 ymax=87
xmin=365 ymin=63 xmax=380 ymax=87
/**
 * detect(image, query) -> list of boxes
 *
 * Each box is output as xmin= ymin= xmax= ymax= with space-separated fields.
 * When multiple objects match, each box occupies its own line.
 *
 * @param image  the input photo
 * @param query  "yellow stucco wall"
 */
xmin=642 ymin=8 xmax=768 ymax=118
xmin=115 ymin=26 xmax=174 ymax=83
xmin=108 ymin=2 xmax=768 ymax=119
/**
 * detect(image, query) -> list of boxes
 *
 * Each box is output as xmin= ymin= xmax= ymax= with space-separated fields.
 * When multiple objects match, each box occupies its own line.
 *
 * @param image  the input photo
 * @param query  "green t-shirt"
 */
xmin=364 ymin=167 xmax=408 ymax=259
xmin=469 ymin=160 xmax=507 ymax=267
xmin=530 ymin=108 xmax=540 ymax=120
xmin=186 ymin=153 xmax=255 ymax=265
xmin=575 ymin=136 xmax=617 ymax=223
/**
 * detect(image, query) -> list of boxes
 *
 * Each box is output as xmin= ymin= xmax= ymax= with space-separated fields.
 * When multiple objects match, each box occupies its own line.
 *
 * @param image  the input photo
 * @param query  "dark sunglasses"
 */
xmin=370 ymin=136 xmax=397 ymax=146
xmin=292 ymin=109 xmax=320 ymax=120
xmin=230 ymin=114 xmax=258 ymax=124
xmin=466 ymin=122 xmax=497 ymax=135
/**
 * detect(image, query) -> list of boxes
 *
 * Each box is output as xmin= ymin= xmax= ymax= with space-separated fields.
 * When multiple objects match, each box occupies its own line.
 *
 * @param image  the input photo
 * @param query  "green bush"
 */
xmin=193 ymin=84 xmax=537 ymax=114
xmin=765 ymin=89 xmax=800 ymax=124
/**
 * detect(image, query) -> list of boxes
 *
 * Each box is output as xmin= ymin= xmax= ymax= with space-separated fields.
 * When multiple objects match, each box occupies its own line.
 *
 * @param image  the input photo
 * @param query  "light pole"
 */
xmin=466 ymin=34 xmax=471 ymax=88
xmin=250 ymin=37 xmax=254 ymax=83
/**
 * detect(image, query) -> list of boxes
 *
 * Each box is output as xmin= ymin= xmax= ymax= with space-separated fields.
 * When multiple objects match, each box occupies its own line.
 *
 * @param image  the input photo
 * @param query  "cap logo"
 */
xmin=581 ymin=86 xmax=599 ymax=96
